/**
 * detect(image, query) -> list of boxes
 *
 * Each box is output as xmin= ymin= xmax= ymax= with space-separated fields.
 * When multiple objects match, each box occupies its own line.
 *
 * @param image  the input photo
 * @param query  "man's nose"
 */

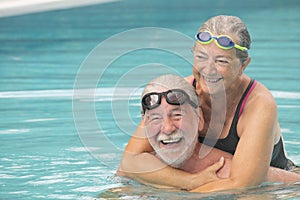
xmin=161 ymin=117 xmax=176 ymax=134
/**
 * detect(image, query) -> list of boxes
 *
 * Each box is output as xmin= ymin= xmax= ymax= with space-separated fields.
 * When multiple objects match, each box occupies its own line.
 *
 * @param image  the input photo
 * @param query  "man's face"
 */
xmin=144 ymin=97 xmax=199 ymax=168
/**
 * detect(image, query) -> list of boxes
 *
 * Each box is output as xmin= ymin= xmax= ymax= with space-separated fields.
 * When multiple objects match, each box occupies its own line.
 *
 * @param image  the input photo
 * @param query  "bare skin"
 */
xmin=188 ymin=40 xmax=281 ymax=192
xmin=118 ymin=98 xmax=300 ymax=192
xmin=118 ymin=20 xmax=298 ymax=192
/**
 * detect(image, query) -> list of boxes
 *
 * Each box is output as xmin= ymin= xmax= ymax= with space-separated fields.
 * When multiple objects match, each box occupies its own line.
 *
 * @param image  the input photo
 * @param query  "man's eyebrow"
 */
xmin=169 ymin=107 xmax=187 ymax=114
xmin=148 ymin=113 xmax=161 ymax=117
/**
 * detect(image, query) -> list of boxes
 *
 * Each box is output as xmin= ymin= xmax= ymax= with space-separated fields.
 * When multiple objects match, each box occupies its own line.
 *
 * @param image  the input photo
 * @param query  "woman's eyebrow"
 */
xmin=194 ymin=51 xmax=208 ymax=58
xmin=215 ymin=55 xmax=233 ymax=60
xmin=193 ymin=49 xmax=206 ymax=54
xmin=194 ymin=49 xmax=233 ymax=60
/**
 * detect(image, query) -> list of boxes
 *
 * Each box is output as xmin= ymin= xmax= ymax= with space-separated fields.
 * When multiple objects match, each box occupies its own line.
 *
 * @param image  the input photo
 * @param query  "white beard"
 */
xmin=154 ymin=130 xmax=198 ymax=168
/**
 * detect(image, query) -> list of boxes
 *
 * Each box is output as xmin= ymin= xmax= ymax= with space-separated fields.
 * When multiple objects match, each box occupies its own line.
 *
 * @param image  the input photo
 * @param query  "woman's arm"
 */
xmin=191 ymin=86 xmax=279 ymax=192
xmin=117 ymin=121 xmax=224 ymax=190
xmin=266 ymin=167 xmax=300 ymax=183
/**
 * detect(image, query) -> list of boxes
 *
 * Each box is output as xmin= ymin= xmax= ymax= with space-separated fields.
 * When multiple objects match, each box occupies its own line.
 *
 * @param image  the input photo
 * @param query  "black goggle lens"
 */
xmin=142 ymin=89 xmax=197 ymax=113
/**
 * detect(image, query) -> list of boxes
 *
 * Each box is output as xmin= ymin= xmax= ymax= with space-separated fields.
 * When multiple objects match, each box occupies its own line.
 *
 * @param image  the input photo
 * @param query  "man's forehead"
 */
xmin=145 ymin=87 xmax=169 ymax=94
xmin=146 ymin=102 xmax=190 ymax=114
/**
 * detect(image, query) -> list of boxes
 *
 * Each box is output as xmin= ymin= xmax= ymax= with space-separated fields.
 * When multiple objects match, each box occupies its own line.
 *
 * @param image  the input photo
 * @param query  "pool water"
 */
xmin=1 ymin=0 xmax=300 ymax=199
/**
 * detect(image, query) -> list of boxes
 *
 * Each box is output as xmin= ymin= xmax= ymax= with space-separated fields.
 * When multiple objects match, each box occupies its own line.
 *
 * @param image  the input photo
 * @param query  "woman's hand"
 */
xmin=187 ymin=157 xmax=225 ymax=190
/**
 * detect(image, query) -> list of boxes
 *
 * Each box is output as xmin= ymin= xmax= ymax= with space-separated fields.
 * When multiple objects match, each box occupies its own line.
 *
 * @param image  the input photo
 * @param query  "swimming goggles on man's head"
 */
xmin=195 ymin=31 xmax=248 ymax=52
xmin=142 ymin=89 xmax=198 ymax=114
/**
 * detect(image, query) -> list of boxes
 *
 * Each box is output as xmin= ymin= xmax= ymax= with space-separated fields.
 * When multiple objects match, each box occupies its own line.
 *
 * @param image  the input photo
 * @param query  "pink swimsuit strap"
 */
xmin=238 ymin=80 xmax=257 ymax=118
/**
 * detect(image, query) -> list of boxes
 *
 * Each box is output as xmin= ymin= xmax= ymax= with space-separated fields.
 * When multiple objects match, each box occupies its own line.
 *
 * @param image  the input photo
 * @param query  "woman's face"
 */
xmin=193 ymin=34 xmax=244 ymax=94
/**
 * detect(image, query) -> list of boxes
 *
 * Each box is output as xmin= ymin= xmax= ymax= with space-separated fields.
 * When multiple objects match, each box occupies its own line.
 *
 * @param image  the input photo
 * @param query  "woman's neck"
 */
xmin=198 ymin=76 xmax=249 ymax=110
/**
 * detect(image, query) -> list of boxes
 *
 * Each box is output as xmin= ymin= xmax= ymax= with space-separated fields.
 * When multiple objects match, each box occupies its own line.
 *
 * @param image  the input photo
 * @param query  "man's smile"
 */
xmin=161 ymin=137 xmax=182 ymax=145
xmin=157 ymin=132 xmax=183 ymax=147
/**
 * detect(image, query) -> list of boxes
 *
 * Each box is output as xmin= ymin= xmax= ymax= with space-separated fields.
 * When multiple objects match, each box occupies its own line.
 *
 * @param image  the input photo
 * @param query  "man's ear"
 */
xmin=198 ymin=107 xmax=204 ymax=132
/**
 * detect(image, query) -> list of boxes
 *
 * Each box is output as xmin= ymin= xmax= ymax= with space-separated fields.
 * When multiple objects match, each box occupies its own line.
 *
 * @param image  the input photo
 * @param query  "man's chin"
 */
xmin=158 ymin=144 xmax=196 ymax=168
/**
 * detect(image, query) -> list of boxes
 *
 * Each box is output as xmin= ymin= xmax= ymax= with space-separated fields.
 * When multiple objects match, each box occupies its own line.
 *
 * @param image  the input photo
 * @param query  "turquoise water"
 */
xmin=1 ymin=0 xmax=300 ymax=199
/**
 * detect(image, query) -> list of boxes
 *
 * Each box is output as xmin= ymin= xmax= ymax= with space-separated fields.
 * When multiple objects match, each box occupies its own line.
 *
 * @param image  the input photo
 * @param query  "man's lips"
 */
xmin=161 ymin=137 xmax=182 ymax=145
xmin=157 ymin=133 xmax=183 ymax=146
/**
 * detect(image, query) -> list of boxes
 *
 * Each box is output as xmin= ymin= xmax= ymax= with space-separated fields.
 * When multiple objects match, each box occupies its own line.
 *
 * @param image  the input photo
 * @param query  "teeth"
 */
xmin=203 ymin=76 xmax=221 ymax=83
xmin=161 ymin=138 xmax=181 ymax=144
xmin=157 ymin=132 xmax=183 ymax=145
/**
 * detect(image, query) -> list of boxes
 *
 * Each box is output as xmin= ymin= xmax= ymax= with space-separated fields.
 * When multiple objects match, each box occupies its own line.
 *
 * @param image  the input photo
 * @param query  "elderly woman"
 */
xmin=118 ymin=15 xmax=298 ymax=192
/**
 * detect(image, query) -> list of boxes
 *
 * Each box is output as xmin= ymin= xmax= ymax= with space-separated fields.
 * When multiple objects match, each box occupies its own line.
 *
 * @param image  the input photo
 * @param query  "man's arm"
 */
xmin=117 ymin=121 xmax=224 ymax=190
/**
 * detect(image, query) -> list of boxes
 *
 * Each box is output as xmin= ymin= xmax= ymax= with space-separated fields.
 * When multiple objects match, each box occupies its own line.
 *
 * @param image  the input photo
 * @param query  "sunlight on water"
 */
xmin=1 ymin=0 xmax=299 ymax=199
xmin=1 ymin=87 xmax=300 ymax=198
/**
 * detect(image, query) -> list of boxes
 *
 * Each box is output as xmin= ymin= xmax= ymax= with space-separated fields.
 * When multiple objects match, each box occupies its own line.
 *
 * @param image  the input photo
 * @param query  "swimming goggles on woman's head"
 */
xmin=142 ymin=89 xmax=198 ymax=114
xmin=195 ymin=31 xmax=248 ymax=52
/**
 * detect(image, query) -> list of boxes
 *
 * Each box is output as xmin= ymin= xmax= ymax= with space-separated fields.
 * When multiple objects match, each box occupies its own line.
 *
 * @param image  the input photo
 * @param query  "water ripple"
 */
xmin=0 ymin=129 xmax=30 ymax=135
xmin=73 ymin=184 xmax=123 ymax=192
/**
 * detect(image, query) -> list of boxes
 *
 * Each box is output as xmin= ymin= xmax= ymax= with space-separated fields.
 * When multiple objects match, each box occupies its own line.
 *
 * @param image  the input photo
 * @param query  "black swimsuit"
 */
xmin=193 ymin=79 xmax=295 ymax=170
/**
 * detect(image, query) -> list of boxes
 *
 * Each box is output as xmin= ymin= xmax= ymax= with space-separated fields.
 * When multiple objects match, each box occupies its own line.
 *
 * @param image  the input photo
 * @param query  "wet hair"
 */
xmin=141 ymin=74 xmax=199 ymax=115
xmin=198 ymin=15 xmax=251 ymax=63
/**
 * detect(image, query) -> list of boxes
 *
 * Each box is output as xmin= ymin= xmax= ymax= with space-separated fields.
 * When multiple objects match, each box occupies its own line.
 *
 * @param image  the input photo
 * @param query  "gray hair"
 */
xmin=198 ymin=15 xmax=251 ymax=63
xmin=141 ymin=74 xmax=199 ymax=115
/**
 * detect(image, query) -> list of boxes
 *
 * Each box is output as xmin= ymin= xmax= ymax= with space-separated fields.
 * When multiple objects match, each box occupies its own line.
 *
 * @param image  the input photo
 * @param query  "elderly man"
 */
xmin=118 ymin=74 xmax=300 ymax=191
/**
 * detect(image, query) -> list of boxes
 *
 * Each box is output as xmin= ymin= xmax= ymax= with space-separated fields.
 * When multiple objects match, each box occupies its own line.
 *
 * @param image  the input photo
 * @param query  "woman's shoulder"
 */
xmin=247 ymin=80 xmax=277 ymax=111
xmin=253 ymin=81 xmax=275 ymax=100
xmin=238 ymin=79 xmax=279 ymax=138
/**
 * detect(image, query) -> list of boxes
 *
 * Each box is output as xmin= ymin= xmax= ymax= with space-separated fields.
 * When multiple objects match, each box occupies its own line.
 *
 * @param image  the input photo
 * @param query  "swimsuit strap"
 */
xmin=192 ymin=78 xmax=257 ymax=122
xmin=196 ymin=78 xmax=257 ymax=154
xmin=237 ymin=79 xmax=257 ymax=118
xmin=218 ymin=79 xmax=257 ymax=154
xmin=192 ymin=78 xmax=197 ymax=89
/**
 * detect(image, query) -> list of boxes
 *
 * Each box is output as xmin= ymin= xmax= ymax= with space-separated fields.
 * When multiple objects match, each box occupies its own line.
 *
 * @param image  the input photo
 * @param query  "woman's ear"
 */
xmin=240 ymin=57 xmax=251 ymax=75
xmin=198 ymin=107 xmax=204 ymax=132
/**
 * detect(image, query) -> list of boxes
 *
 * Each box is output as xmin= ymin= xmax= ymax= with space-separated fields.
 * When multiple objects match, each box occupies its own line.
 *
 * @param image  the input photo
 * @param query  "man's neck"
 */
xmin=178 ymin=143 xmax=207 ymax=173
